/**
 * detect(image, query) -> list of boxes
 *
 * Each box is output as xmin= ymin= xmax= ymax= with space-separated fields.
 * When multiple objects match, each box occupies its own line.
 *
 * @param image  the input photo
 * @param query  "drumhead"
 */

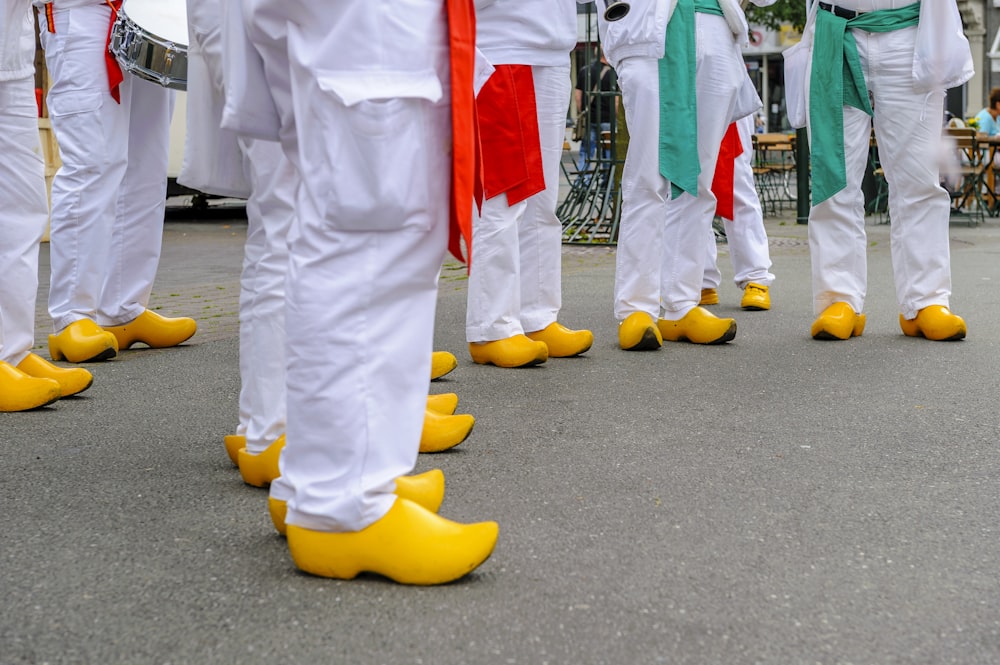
xmin=121 ymin=0 xmax=188 ymax=45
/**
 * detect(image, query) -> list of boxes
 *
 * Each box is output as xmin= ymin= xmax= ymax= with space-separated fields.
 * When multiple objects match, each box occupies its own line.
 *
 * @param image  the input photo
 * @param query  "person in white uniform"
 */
xmin=35 ymin=0 xmax=195 ymax=364
xmin=183 ymin=0 xmax=471 ymax=505
xmin=466 ymin=0 xmax=593 ymax=368
xmin=795 ymin=0 xmax=972 ymax=341
xmin=595 ymin=0 xmax=775 ymax=351
xmin=0 ymin=0 xmax=91 ymax=411
xmin=223 ymin=0 xmax=498 ymax=584
xmin=701 ymin=114 xmax=774 ymax=311
xmin=182 ymin=0 xmax=293 ymax=475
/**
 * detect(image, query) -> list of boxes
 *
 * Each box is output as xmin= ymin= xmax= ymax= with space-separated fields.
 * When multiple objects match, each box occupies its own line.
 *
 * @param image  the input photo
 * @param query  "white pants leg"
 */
xmin=726 ymin=115 xmax=773 ymax=290
xmin=246 ymin=0 xmax=451 ymax=532
xmin=702 ymin=230 xmax=722 ymax=290
xmin=40 ymin=4 xmax=128 ymax=332
xmin=97 ymin=77 xmax=174 ymax=326
xmin=235 ymin=159 xmax=263 ymax=439
xmin=867 ymin=29 xmax=951 ymax=319
xmin=466 ymin=193 xmax=528 ymax=342
xmin=0 ymin=75 xmax=49 ymax=365
xmin=613 ymin=56 xmax=670 ymax=322
xmin=519 ymin=64 xmax=569 ymax=334
xmin=241 ymin=0 xmax=297 ymax=504
xmin=659 ymin=14 xmax=744 ymax=320
xmin=807 ymin=108 xmax=870 ymax=315
xmin=242 ymin=138 xmax=294 ymax=454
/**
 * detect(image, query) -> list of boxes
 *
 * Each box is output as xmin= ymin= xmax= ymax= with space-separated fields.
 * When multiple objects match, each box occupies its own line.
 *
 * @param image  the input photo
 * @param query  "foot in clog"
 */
xmin=0 ymin=361 xmax=62 ymax=412
xmin=899 ymin=305 xmax=966 ymax=341
xmin=286 ymin=498 xmax=498 ymax=585
xmin=525 ymin=322 xmax=593 ymax=358
xmin=811 ymin=302 xmax=865 ymax=340
xmin=618 ymin=312 xmax=662 ymax=351
xmin=224 ymin=434 xmax=246 ymax=465
xmin=427 ymin=392 xmax=459 ymax=415
xmin=740 ymin=283 xmax=771 ymax=311
xmin=420 ymin=409 xmax=474 ymax=453
xmin=269 ymin=468 xmax=447 ymax=536
xmin=48 ymin=319 xmax=118 ymax=363
xmin=431 ymin=351 xmax=458 ymax=380
xmin=238 ymin=434 xmax=285 ymax=487
xmin=700 ymin=288 xmax=719 ymax=306
xmin=16 ymin=352 xmax=93 ymax=397
xmin=468 ymin=335 xmax=547 ymax=368
xmin=103 ymin=309 xmax=196 ymax=350
xmin=658 ymin=307 xmax=737 ymax=345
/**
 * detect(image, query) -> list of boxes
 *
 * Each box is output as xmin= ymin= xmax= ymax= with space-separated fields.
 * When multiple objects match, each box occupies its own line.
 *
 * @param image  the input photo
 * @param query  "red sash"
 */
xmin=104 ymin=0 xmax=124 ymax=103
xmin=476 ymin=64 xmax=545 ymax=206
xmin=446 ymin=0 xmax=478 ymax=264
xmin=711 ymin=122 xmax=742 ymax=221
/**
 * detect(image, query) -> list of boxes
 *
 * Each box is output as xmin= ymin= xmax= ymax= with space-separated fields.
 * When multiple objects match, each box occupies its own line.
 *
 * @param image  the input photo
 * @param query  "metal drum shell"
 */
xmin=109 ymin=10 xmax=188 ymax=91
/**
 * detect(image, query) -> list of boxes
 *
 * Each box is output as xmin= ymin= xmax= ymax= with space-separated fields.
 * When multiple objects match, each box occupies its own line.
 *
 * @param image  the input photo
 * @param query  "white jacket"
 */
xmin=595 ymin=0 xmax=776 ymax=70
xmin=475 ymin=0 xmax=581 ymax=67
xmin=180 ymin=0 xmax=251 ymax=197
xmin=1 ymin=0 xmax=36 ymax=80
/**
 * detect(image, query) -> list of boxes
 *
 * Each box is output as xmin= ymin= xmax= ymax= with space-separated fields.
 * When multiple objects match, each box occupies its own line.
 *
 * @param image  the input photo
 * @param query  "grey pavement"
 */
xmin=2 ymin=208 xmax=1000 ymax=665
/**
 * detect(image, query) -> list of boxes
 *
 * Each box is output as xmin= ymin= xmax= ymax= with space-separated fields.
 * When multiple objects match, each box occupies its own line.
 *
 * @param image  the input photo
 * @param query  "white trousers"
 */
xmin=704 ymin=114 xmax=774 ymax=291
xmin=242 ymin=0 xmax=450 ymax=532
xmin=39 ymin=4 xmax=173 ymax=332
xmin=466 ymin=64 xmax=568 ymax=342
xmin=614 ymin=14 xmax=746 ymax=322
xmin=0 ymin=74 xmax=48 ymax=366
xmin=807 ymin=26 xmax=951 ymax=319
xmin=238 ymin=138 xmax=294 ymax=454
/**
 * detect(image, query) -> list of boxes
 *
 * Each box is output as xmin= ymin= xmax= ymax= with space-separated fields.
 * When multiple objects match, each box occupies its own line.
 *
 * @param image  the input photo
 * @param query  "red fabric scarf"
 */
xmin=476 ymin=64 xmax=545 ymax=206
xmin=711 ymin=122 xmax=742 ymax=221
xmin=446 ymin=0 xmax=478 ymax=264
xmin=104 ymin=0 xmax=124 ymax=103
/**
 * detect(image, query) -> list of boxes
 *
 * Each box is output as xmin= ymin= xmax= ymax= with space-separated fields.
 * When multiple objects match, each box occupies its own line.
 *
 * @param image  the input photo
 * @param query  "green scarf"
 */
xmin=809 ymin=2 xmax=920 ymax=204
xmin=658 ymin=0 xmax=723 ymax=200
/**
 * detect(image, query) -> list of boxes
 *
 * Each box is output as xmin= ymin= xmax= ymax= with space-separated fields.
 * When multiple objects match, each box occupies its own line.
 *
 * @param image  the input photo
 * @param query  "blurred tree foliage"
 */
xmin=745 ymin=3 xmax=807 ymax=31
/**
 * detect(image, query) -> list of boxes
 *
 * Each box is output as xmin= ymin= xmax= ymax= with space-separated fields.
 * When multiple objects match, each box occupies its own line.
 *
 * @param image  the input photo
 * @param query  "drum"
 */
xmin=109 ymin=0 xmax=188 ymax=90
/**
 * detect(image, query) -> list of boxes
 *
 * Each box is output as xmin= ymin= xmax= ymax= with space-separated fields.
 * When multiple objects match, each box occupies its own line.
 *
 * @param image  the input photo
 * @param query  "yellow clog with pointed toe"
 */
xmin=224 ymin=434 xmax=245 ymax=465
xmin=426 ymin=392 xmax=459 ymax=415
xmin=16 ymin=352 xmax=93 ymax=397
xmin=658 ymin=306 xmax=737 ymax=344
xmin=468 ymin=334 xmax=548 ymax=368
xmin=811 ymin=302 xmax=865 ymax=340
xmin=526 ymin=322 xmax=593 ymax=358
xmin=48 ymin=319 xmax=118 ymax=363
xmin=287 ymin=498 xmax=498 ymax=585
xmin=0 ymin=361 xmax=62 ymax=412
xmin=269 ymin=468 xmax=447 ymax=536
xmin=238 ymin=434 xmax=285 ymax=487
xmin=618 ymin=312 xmax=662 ymax=351
xmin=899 ymin=305 xmax=966 ymax=341
xmin=420 ymin=409 xmax=474 ymax=453
xmin=103 ymin=309 xmax=196 ymax=350
xmin=740 ymin=283 xmax=771 ymax=311
xmin=699 ymin=288 xmax=719 ymax=306
xmin=430 ymin=351 xmax=458 ymax=380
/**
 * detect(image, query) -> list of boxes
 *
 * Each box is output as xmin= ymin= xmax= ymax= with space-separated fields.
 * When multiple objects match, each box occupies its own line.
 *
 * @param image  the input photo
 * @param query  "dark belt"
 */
xmin=818 ymin=2 xmax=867 ymax=20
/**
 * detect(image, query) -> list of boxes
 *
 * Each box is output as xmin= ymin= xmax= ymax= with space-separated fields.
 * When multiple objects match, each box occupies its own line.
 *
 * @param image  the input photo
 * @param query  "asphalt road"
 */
xmin=2 ymin=211 xmax=998 ymax=665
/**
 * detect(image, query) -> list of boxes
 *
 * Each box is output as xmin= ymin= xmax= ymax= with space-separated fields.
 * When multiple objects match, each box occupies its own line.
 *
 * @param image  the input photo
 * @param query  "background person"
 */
xmin=0 ymin=0 xmax=91 ymax=411
xmin=34 ymin=0 xmax=196 ymax=365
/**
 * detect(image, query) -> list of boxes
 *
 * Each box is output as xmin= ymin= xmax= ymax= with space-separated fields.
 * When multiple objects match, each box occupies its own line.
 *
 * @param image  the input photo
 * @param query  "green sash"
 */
xmin=809 ymin=2 xmax=920 ymax=204
xmin=658 ymin=0 xmax=723 ymax=200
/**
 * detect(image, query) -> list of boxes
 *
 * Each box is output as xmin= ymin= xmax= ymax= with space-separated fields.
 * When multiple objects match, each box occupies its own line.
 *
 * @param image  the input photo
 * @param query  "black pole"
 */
xmin=796 ymin=127 xmax=809 ymax=224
